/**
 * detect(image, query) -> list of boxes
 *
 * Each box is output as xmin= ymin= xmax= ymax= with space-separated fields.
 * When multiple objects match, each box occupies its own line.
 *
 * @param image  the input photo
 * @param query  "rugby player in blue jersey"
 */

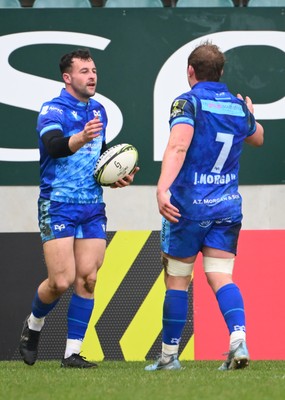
xmin=19 ymin=49 xmax=138 ymax=368
xmin=145 ymin=41 xmax=264 ymax=371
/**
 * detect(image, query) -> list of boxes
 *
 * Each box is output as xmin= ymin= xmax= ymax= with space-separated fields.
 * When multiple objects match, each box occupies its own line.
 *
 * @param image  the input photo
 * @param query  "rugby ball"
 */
xmin=94 ymin=143 xmax=138 ymax=186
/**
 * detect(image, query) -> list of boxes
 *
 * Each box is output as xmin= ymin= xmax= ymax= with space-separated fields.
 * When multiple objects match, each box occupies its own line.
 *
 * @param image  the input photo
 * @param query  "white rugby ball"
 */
xmin=94 ymin=143 xmax=138 ymax=186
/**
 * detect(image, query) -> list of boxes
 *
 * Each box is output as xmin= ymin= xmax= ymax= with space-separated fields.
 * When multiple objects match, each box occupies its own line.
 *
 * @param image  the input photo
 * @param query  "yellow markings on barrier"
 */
xmin=180 ymin=334 xmax=194 ymax=360
xmin=119 ymin=270 xmax=165 ymax=361
xmin=81 ymin=230 xmax=152 ymax=361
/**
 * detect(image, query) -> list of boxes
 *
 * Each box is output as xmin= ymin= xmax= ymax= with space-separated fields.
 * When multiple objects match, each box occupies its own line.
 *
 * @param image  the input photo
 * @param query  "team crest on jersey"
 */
xmin=93 ymin=110 xmax=102 ymax=118
xmin=170 ymin=99 xmax=187 ymax=118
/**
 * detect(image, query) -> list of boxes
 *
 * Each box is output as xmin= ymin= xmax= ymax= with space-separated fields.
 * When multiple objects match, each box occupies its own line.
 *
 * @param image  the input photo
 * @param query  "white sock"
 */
xmin=64 ymin=339 xmax=83 ymax=359
xmin=230 ymin=331 xmax=246 ymax=351
xmin=161 ymin=342 xmax=179 ymax=362
xmin=28 ymin=313 xmax=45 ymax=332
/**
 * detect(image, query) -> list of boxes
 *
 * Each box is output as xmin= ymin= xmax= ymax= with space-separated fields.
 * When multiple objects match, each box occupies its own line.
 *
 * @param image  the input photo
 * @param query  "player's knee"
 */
xmin=84 ymin=279 xmax=96 ymax=294
xmin=83 ymin=273 xmax=97 ymax=294
xmin=203 ymin=256 xmax=235 ymax=274
xmin=162 ymin=255 xmax=194 ymax=277
xmin=48 ymin=277 xmax=72 ymax=295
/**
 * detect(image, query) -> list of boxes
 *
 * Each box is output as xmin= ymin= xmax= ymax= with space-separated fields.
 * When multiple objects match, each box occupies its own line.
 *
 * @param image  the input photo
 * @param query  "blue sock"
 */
xmin=162 ymin=289 xmax=188 ymax=346
xmin=67 ymin=294 xmax=94 ymax=340
xmin=32 ymin=290 xmax=59 ymax=318
xmin=216 ymin=283 xmax=246 ymax=334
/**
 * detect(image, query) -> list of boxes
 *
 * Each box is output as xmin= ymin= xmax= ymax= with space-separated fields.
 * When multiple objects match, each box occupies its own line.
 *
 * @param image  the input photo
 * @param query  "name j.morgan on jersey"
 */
xmin=193 ymin=172 xmax=237 ymax=185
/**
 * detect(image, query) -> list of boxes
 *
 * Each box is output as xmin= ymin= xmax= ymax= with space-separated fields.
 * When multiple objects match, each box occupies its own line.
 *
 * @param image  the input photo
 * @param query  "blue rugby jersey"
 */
xmin=169 ymin=81 xmax=256 ymax=220
xmin=37 ymin=89 xmax=107 ymax=204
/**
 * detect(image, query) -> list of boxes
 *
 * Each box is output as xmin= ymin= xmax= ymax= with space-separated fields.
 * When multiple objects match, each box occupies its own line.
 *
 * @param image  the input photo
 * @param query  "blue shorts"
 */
xmin=161 ymin=215 xmax=242 ymax=258
xmin=38 ymin=198 xmax=107 ymax=243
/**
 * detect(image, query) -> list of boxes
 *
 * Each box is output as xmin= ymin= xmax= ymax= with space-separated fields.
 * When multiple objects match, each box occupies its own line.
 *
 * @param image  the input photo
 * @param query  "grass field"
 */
xmin=1 ymin=360 xmax=285 ymax=400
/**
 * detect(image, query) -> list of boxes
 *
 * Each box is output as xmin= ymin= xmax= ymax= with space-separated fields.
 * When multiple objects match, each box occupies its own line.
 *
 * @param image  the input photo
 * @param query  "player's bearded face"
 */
xmin=68 ymin=58 xmax=97 ymax=101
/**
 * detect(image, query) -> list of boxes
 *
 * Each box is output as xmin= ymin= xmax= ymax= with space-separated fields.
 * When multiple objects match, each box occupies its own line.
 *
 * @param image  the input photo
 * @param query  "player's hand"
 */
xmin=157 ymin=191 xmax=181 ymax=223
xmin=111 ymin=166 xmax=140 ymax=189
xmin=82 ymin=117 xmax=103 ymax=143
xmin=69 ymin=117 xmax=103 ymax=153
xmin=237 ymin=93 xmax=254 ymax=114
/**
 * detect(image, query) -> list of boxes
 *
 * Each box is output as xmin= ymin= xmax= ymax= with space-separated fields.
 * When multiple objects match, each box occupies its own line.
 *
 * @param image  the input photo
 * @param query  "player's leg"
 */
xmin=145 ymin=255 xmax=194 ymax=371
xmin=19 ymin=199 xmax=78 ymax=366
xmin=202 ymin=216 xmax=249 ymax=370
xmin=61 ymin=203 xmax=107 ymax=368
xmin=145 ymin=217 xmax=201 ymax=371
xmin=19 ymin=236 xmax=76 ymax=366
xmin=61 ymin=238 xmax=106 ymax=368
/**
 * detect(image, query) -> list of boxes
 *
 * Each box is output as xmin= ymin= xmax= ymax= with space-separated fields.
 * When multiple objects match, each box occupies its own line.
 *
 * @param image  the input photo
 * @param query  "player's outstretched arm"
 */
xmin=69 ymin=117 xmax=103 ymax=153
xmin=245 ymin=121 xmax=264 ymax=147
xmin=237 ymin=93 xmax=264 ymax=147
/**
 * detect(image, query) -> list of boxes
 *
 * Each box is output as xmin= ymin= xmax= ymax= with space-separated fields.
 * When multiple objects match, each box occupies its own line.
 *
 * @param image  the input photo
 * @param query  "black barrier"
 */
xmin=0 ymin=232 xmax=193 ymax=361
